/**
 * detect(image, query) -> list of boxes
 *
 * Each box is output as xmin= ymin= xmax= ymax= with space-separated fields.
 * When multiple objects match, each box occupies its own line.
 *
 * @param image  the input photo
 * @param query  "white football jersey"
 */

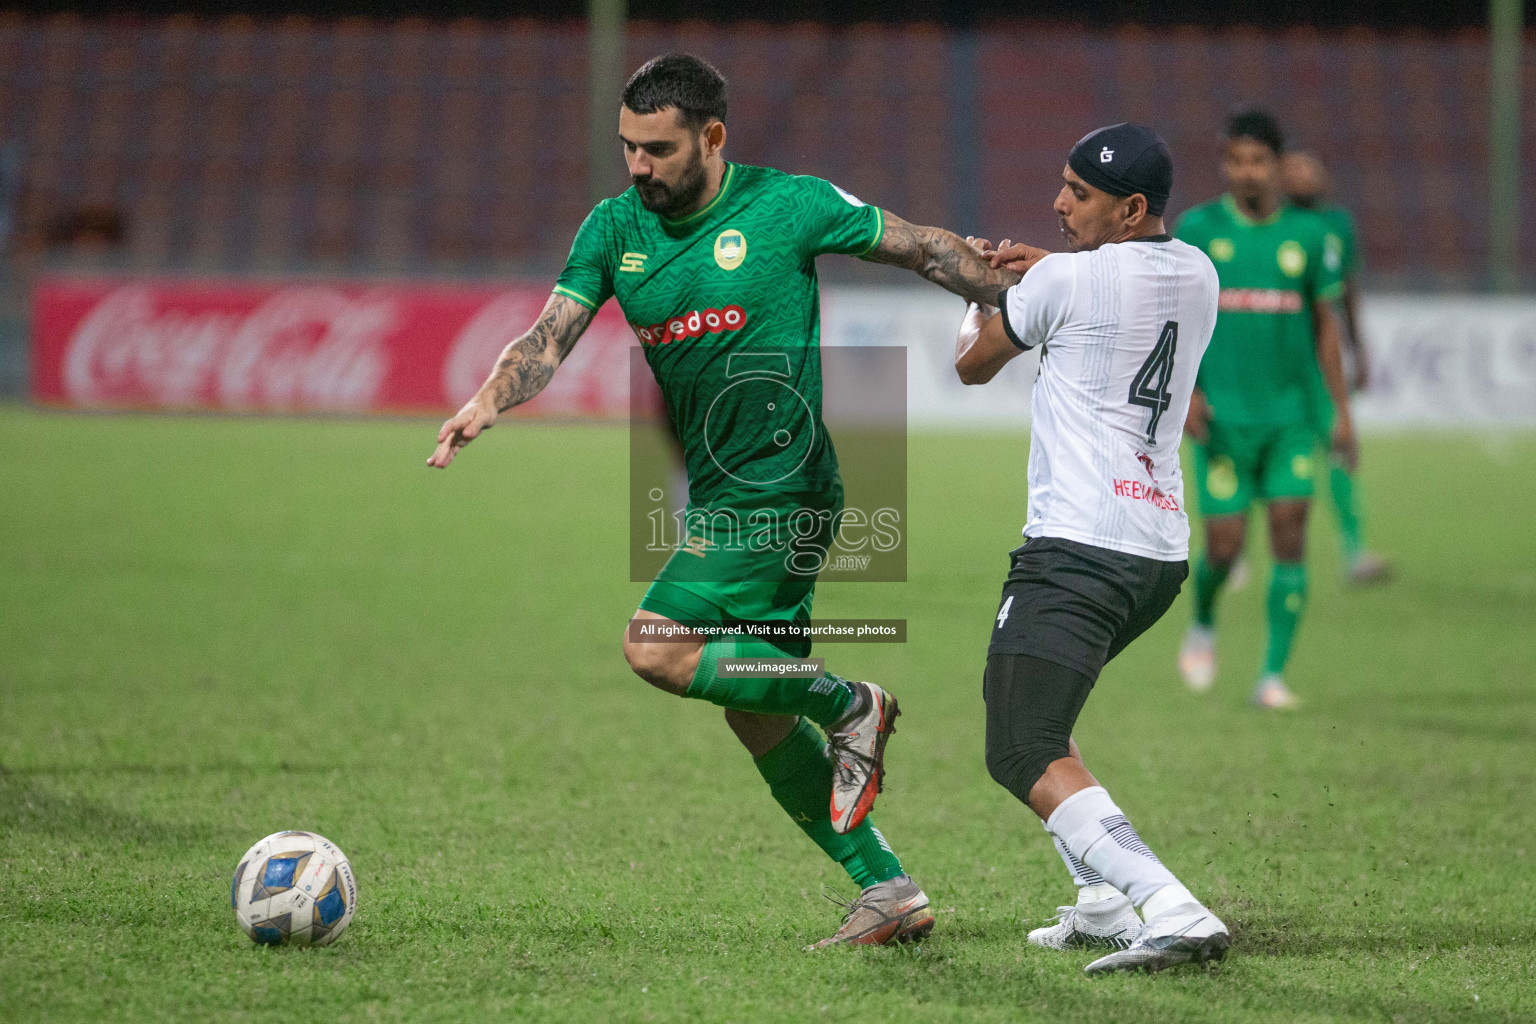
xmin=998 ymin=236 xmax=1218 ymax=560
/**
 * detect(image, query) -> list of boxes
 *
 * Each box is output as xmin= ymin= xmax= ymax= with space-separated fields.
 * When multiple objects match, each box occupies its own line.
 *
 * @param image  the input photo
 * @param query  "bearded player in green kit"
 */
xmin=428 ymin=54 xmax=1028 ymax=946
xmin=1174 ymin=109 xmax=1355 ymax=710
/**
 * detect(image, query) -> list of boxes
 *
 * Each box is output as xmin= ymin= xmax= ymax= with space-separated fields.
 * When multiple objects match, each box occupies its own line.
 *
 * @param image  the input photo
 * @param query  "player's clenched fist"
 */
xmin=427 ymin=396 xmax=498 ymax=468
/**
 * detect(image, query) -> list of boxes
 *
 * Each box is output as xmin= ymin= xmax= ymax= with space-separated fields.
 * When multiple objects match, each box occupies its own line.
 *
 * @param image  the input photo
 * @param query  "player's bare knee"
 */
xmin=1272 ymin=534 xmax=1306 ymax=562
xmin=1206 ymin=538 xmax=1243 ymax=565
xmin=1268 ymin=501 xmax=1309 ymax=561
xmin=622 ymin=639 xmax=690 ymax=696
xmin=1205 ymin=517 xmax=1245 ymax=565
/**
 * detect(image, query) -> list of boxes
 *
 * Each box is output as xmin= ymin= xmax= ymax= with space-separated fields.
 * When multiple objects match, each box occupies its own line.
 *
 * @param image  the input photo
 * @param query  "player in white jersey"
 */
xmin=954 ymin=124 xmax=1230 ymax=973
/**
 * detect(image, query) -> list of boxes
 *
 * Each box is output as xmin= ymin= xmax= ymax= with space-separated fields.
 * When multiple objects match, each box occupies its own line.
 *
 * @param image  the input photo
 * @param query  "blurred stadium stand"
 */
xmin=0 ymin=13 xmax=1532 ymax=391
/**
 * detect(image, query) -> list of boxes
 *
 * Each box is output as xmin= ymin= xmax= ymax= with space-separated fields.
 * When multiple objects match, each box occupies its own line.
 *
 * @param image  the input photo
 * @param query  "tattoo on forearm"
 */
xmin=868 ymin=215 xmax=1022 ymax=305
xmin=483 ymin=297 xmax=592 ymax=411
xmin=487 ymin=345 xmax=555 ymax=412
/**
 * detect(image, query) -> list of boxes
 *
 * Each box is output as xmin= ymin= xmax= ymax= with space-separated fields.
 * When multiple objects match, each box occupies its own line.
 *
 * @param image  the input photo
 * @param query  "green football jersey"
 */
xmin=1314 ymin=203 xmax=1359 ymax=278
xmin=1175 ymin=194 xmax=1344 ymax=425
xmin=554 ymin=162 xmax=884 ymax=512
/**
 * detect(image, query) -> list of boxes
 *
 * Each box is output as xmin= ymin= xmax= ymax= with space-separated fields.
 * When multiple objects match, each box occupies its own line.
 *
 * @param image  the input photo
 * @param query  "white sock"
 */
xmin=1078 ymin=882 xmax=1124 ymax=906
xmin=1043 ymin=821 xmax=1120 ymax=903
xmin=1046 ymin=820 xmax=1103 ymax=886
xmin=1142 ymin=882 xmax=1197 ymax=921
xmin=1045 ymin=786 xmax=1193 ymax=910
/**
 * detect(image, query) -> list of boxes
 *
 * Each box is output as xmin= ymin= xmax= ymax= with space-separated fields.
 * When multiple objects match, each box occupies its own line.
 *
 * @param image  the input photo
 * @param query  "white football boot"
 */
xmin=826 ymin=680 xmax=899 ymax=835
xmin=1251 ymin=673 xmax=1300 ymax=710
xmin=1345 ymin=550 xmax=1393 ymax=587
xmin=1178 ymin=626 xmax=1217 ymax=693
xmin=1028 ymin=891 xmax=1143 ymax=951
xmin=1084 ymin=900 xmax=1229 ymax=974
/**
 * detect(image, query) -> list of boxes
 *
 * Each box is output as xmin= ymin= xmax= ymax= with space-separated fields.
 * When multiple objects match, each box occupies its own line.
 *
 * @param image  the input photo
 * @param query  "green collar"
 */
xmin=660 ymin=162 xmax=736 ymax=228
xmin=1222 ymin=192 xmax=1282 ymax=227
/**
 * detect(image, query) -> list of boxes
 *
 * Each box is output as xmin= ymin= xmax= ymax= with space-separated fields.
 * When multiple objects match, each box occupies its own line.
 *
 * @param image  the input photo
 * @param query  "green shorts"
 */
xmin=639 ymin=489 xmax=842 ymax=657
xmin=1193 ymin=420 xmax=1317 ymax=518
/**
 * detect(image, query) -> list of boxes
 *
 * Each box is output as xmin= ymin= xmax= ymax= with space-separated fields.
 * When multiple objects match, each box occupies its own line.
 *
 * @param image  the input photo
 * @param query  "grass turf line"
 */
xmin=1 ymin=408 xmax=1533 ymax=1022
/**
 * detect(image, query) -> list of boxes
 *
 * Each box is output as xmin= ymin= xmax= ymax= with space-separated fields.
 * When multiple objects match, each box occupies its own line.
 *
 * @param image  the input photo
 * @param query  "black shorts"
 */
xmin=986 ymin=536 xmax=1189 ymax=682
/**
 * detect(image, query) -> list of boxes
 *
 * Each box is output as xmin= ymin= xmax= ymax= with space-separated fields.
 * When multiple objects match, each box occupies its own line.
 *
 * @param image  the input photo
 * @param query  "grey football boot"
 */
xmin=1028 ymin=893 xmax=1143 ymax=951
xmin=809 ymin=874 xmax=935 ymax=949
xmin=1084 ymin=900 xmax=1229 ymax=974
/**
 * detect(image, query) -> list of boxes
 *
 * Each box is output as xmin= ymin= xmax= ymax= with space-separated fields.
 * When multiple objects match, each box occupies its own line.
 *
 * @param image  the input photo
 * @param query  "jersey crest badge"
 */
xmin=714 ymin=229 xmax=747 ymax=271
xmin=1205 ymin=456 xmax=1239 ymax=502
xmin=1209 ymin=238 xmax=1235 ymax=262
xmin=1277 ymin=239 xmax=1307 ymax=277
xmin=1323 ymin=234 xmax=1343 ymax=273
xmin=619 ymin=252 xmax=648 ymax=273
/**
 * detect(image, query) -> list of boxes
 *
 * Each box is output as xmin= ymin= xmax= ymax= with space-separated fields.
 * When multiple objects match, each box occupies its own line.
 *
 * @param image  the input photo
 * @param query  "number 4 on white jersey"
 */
xmin=996 ymin=595 xmax=1014 ymax=628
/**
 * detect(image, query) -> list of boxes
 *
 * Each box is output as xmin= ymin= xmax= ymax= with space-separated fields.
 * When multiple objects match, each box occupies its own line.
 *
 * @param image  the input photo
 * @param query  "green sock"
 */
xmin=686 ymin=634 xmax=854 ymax=728
xmin=1328 ymin=458 xmax=1365 ymax=562
xmin=1263 ymin=561 xmax=1309 ymax=675
xmin=1193 ymin=555 xmax=1231 ymax=628
xmin=753 ymin=717 xmax=904 ymax=889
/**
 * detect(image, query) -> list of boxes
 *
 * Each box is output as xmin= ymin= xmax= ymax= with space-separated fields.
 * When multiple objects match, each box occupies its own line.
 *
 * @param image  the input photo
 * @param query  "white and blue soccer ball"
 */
xmin=231 ymin=830 xmax=357 ymax=946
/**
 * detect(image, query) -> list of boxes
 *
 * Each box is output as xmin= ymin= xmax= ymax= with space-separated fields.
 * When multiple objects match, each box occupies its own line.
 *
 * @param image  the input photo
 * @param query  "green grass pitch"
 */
xmin=2 ymin=406 xmax=1533 ymax=1022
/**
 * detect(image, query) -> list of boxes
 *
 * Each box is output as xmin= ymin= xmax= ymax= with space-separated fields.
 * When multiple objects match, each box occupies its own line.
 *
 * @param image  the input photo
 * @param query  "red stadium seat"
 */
xmin=0 ymin=15 xmax=1517 ymax=286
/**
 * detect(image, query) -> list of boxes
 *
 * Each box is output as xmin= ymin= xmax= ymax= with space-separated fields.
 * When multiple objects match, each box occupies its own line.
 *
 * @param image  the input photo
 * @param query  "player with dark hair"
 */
xmin=428 ymin=53 xmax=1031 ymax=947
xmin=1283 ymin=150 xmax=1391 ymax=585
xmin=1175 ymin=108 xmax=1355 ymax=709
xmin=957 ymin=124 xmax=1229 ymax=972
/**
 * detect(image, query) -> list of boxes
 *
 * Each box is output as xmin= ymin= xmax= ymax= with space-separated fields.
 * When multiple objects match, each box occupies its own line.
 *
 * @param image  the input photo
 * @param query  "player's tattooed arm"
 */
xmin=426 ymin=292 xmax=594 ymax=469
xmin=953 ymin=235 xmax=1029 ymax=385
xmin=483 ymin=294 xmax=593 ymax=410
xmin=866 ymin=213 xmax=1042 ymax=305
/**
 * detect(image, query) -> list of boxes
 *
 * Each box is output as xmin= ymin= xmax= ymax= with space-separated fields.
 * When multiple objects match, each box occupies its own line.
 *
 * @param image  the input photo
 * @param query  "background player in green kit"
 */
xmin=1283 ymin=150 xmax=1392 ymax=585
xmin=1173 ymin=109 xmax=1355 ymax=710
xmin=427 ymin=54 xmax=1028 ymax=946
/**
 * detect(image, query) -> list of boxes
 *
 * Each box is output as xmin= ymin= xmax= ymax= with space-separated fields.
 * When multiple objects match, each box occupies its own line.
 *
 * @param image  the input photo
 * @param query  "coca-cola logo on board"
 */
xmin=63 ymin=285 xmax=397 ymax=410
xmin=442 ymin=290 xmax=548 ymax=405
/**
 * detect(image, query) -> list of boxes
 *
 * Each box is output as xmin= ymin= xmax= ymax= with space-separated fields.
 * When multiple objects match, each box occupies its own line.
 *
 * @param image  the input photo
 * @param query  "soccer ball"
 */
xmin=231 ymin=830 xmax=357 ymax=946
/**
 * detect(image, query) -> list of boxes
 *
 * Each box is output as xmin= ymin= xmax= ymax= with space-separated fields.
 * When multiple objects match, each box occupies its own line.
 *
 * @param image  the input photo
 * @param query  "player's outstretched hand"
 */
xmin=428 ymin=396 xmax=498 ymax=469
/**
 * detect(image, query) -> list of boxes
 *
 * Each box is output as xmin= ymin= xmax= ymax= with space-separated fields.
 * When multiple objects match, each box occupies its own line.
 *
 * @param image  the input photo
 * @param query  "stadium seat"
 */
xmin=0 ymin=15 xmax=1524 ymax=285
